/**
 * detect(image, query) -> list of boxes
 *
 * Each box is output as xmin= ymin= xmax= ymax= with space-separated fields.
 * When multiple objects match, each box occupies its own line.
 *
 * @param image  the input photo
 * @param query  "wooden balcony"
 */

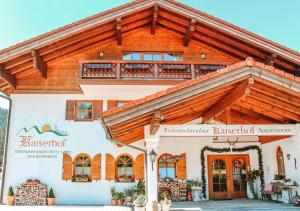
xmin=79 ymin=60 xmax=226 ymax=85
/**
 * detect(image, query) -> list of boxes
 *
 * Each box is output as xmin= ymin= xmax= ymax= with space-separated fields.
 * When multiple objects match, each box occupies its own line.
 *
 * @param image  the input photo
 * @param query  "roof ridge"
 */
xmin=0 ymin=0 xmax=299 ymax=60
xmin=101 ymin=57 xmax=300 ymax=117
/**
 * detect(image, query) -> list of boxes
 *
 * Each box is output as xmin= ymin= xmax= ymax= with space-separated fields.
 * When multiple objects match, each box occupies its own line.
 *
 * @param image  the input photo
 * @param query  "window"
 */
xmin=122 ymin=52 xmax=183 ymax=61
xmin=116 ymin=154 xmax=134 ymax=182
xmin=66 ymin=100 xmax=102 ymax=121
xmin=75 ymin=102 xmax=93 ymax=121
xmin=74 ymin=153 xmax=92 ymax=182
xmin=164 ymin=53 xmax=183 ymax=61
xmin=144 ymin=53 xmax=162 ymax=61
xmin=276 ymin=147 xmax=285 ymax=178
xmin=123 ymin=53 xmax=141 ymax=60
xmin=158 ymin=154 xmax=176 ymax=179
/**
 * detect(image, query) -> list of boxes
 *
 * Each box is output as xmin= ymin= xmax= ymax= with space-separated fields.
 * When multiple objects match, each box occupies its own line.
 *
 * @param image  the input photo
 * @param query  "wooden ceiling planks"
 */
xmin=105 ymin=75 xmax=300 ymax=145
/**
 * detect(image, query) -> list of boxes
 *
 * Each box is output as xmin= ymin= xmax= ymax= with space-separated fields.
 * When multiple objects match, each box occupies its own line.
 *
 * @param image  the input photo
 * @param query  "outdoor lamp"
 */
xmin=149 ymin=149 xmax=157 ymax=171
xmin=200 ymin=53 xmax=206 ymax=60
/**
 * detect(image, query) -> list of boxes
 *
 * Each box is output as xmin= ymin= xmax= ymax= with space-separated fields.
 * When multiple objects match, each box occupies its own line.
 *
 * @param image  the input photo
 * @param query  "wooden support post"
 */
xmin=116 ymin=63 xmax=121 ymax=79
xmin=0 ymin=64 xmax=16 ymax=88
xmin=264 ymin=52 xmax=277 ymax=66
xmin=191 ymin=64 xmax=195 ymax=79
xmin=150 ymin=110 xmax=161 ymax=135
xmin=151 ymin=4 xmax=159 ymax=35
xmin=154 ymin=64 xmax=158 ymax=79
xmin=116 ymin=17 xmax=122 ymax=45
xmin=31 ymin=49 xmax=47 ymax=78
xmin=183 ymin=19 xmax=196 ymax=47
xmin=202 ymin=77 xmax=254 ymax=123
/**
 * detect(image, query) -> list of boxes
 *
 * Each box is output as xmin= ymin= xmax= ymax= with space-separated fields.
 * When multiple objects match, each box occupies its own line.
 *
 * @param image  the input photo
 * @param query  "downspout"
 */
xmin=0 ymin=91 xmax=12 ymax=204
xmin=99 ymin=117 xmax=149 ymax=204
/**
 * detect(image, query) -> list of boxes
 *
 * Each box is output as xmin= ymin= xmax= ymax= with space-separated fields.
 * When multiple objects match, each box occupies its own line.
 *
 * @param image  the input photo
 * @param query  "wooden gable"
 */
xmin=0 ymin=0 xmax=299 ymax=94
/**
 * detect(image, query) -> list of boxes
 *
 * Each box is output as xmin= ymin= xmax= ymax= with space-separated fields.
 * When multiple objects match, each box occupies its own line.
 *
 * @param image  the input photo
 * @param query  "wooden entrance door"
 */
xmin=208 ymin=154 xmax=250 ymax=200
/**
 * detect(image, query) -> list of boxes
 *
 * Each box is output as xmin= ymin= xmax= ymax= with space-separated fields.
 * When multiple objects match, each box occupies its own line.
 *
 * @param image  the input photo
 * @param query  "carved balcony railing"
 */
xmin=79 ymin=60 xmax=226 ymax=81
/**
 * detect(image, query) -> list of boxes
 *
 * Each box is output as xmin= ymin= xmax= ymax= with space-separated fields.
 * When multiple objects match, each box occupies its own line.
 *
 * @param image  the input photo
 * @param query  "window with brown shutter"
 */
xmin=93 ymin=101 xmax=103 ymax=120
xmin=62 ymin=153 xmax=73 ymax=180
xmin=65 ymin=100 xmax=103 ymax=121
xmin=107 ymin=100 xmax=131 ymax=110
xmin=107 ymin=100 xmax=118 ymax=110
xmin=176 ymin=153 xmax=187 ymax=179
xmin=91 ymin=154 xmax=101 ymax=181
xmin=134 ymin=153 xmax=145 ymax=180
xmin=105 ymin=154 xmax=116 ymax=180
xmin=65 ymin=100 xmax=75 ymax=120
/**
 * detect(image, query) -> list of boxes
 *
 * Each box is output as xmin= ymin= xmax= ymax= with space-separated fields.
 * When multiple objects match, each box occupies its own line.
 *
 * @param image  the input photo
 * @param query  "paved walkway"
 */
xmin=171 ymin=199 xmax=300 ymax=211
xmin=1 ymin=199 xmax=300 ymax=211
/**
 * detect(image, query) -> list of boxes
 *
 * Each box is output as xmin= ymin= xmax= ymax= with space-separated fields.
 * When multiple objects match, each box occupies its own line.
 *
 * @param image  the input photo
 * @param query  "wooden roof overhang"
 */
xmin=101 ymin=58 xmax=300 ymax=145
xmin=1 ymin=0 xmax=300 ymax=94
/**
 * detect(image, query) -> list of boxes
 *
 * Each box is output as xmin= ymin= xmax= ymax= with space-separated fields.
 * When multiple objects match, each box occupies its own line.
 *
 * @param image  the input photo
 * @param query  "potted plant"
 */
xmin=190 ymin=178 xmax=202 ymax=201
xmin=186 ymin=180 xmax=192 ymax=201
xmin=124 ymin=188 xmax=134 ymax=206
xmin=247 ymin=169 xmax=259 ymax=199
xmin=47 ymin=188 xmax=55 ymax=205
xmin=159 ymin=192 xmax=171 ymax=211
xmin=6 ymin=186 xmax=14 ymax=206
xmin=110 ymin=187 xmax=117 ymax=206
xmin=116 ymin=192 xmax=125 ymax=206
xmin=133 ymin=194 xmax=146 ymax=211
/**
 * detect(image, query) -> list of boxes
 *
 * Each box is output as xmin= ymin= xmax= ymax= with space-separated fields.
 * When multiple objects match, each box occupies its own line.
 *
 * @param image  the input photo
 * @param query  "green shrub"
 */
xmin=7 ymin=186 xmax=14 ymax=196
xmin=48 ymin=188 xmax=55 ymax=198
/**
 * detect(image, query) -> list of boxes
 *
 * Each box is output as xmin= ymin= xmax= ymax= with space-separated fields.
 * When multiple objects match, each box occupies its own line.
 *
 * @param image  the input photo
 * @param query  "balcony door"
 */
xmin=208 ymin=154 xmax=249 ymax=200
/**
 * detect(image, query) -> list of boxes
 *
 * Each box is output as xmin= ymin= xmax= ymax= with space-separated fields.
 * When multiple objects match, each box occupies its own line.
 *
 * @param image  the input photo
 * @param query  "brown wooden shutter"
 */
xmin=66 ymin=100 xmax=75 ymax=120
xmin=62 ymin=153 xmax=73 ymax=180
xmin=93 ymin=100 xmax=103 ymax=120
xmin=91 ymin=154 xmax=101 ymax=181
xmin=176 ymin=153 xmax=187 ymax=179
xmin=107 ymin=100 xmax=117 ymax=110
xmin=134 ymin=153 xmax=145 ymax=180
xmin=105 ymin=154 xmax=116 ymax=180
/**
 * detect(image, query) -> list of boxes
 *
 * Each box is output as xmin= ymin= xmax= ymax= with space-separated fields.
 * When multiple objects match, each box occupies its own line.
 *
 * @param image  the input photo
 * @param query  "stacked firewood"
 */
xmin=158 ymin=179 xmax=187 ymax=201
xmin=14 ymin=179 xmax=48 ymax=206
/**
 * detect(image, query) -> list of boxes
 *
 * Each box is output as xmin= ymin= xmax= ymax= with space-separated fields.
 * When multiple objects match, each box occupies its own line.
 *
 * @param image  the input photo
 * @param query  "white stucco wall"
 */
xmin=262 ymin=129 xmax=300 ymax=188
xmin=2 ymin=86 xmax=297 ymax=205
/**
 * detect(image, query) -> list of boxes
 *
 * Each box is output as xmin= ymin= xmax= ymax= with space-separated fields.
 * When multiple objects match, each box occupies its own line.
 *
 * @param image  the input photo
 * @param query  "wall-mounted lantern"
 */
xmin=149 ymin=149 xmax=157 ymax=171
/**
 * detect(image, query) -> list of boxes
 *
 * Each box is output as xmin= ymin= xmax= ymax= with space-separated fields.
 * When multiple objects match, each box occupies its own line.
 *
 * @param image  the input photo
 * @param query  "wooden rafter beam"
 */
xmin=151 ymin=4 xmax=159 ymax=35
xmin=0 ymin=64 xmax=16 ymax=88
xmin=259 ymin=136 xmax=290 ymax=144
xmin=150 ymin=110 xmax=161 ymax=135
xmin=225 ymin=107 xmax=231 ymax=124
xmin=264 ymin=52 xmax=277 ymax=66
xmin=202 ymin=77 xmax=254 ymax=123
xmin=183 ymin=19 xmax=196 ymax=47
xmin=116 ymin=17 xmax=122 ymax=45
xmin=31 ymin=49 xmax=47 ymax=78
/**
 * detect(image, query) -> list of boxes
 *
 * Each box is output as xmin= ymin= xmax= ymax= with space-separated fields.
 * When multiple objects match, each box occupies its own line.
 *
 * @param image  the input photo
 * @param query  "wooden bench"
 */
xmin=261 ymin=182 xmax=284 ymax=201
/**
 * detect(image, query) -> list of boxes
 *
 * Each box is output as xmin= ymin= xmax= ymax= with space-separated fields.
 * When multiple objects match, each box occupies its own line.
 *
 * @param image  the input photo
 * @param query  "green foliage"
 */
xmin=116 ymin=192 xmax=125 ymax=200
xmin=110 ymin=187 xmax=117 ymax=199
xmin=48 ymin=188 xmax=55 ymax=198
xmin=7 ymin=186 xmax=14 ymax=196
xmin=189 ymin=178 xmax=202 ymax=187
xmin=133 ymin=194 xmax=145 ymax=207
xmin=0 ymin=107 xmax=8 ymax=167
xmin=136 ymin=180 xmax=145 ymax=195
xmin=124 ymin=188 xmax=134 ymax=197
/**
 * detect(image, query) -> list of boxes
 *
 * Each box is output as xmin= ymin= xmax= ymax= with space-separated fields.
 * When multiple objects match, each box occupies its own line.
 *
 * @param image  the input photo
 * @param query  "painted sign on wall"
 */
xmin=15 ymin=120 xmax=70 ymax=159
xmin=160 ymin=124 xmax=297 ymax=137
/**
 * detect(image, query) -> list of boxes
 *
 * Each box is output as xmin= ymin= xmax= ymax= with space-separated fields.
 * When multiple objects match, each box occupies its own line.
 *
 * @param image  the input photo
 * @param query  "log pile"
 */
xmin=15 ymin=179 xmax=48 ymax=206
xmin=158 ymin=179 xmax=187 ymax=201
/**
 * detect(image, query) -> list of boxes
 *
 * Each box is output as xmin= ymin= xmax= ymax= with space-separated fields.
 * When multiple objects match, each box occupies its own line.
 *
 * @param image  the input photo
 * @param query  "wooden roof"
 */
xmin=101 ymin=57 xmax=300 ymax=145
xmin=0 ymin=0 xmax=300 ymax=94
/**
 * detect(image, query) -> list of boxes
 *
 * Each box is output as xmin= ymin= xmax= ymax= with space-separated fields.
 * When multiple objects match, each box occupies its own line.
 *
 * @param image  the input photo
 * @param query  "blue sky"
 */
xmin=0 ymin=0 xmax=300 ymax=108
xmin=0 ymin=0 xmax=300 ymax=52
